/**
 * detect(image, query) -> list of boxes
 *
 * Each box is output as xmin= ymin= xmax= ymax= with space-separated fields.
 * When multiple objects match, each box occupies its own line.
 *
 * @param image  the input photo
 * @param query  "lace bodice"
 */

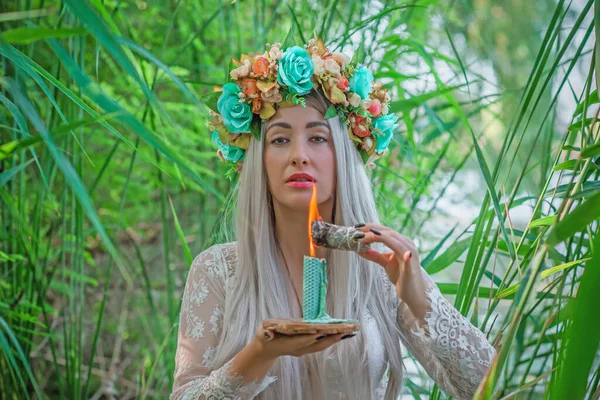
xmin=170 ymin=243 xmax=495 ymax=399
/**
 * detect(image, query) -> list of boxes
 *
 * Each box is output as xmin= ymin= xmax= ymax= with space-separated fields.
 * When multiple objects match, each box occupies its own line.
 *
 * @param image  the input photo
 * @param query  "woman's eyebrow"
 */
xmin=266 ymin=121 xmax=292 ymax=136
xmin=266 ymin=121 xmax=330 ymax=136
xmin=306 ymin=121 xmax=330 ymax=130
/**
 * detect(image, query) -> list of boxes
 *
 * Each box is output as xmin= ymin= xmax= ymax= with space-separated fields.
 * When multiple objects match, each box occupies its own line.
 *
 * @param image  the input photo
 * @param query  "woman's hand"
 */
xmin=250 ymin=327 xmax=354 ymax=361
xmin=355 ymin=223 xmax=430 ymax=321
xmin=229 ymin=327 xmax=354 ymax=385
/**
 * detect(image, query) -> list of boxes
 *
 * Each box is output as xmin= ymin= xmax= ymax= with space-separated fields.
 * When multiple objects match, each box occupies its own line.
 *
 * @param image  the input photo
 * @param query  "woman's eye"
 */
xmin=311 ymin=135 xmax=328 ymax=143
xmin=271 ymin=137 xmax=288 ymax=145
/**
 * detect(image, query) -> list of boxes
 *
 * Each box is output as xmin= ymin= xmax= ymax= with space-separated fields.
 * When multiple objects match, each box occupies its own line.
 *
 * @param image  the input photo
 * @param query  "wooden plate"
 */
xmin=263 ymin=319 xmax=360 ymax=335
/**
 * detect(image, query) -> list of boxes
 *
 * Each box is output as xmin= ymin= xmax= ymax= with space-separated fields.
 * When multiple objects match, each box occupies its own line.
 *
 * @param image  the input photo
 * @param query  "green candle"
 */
xmin=302 ymin=255 xmax=328 ymax=321
xmin=302 ymin=255 xmax=357 ymax=324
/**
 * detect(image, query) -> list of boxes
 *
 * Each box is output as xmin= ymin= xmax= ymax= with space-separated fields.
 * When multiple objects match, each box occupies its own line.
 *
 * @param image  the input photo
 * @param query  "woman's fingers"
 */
xmin=357 ymin=249 xmax=395 ymax=266
xmin=256 ymin=327 xmax=271 ymax=341
xmin=303 ymin=332 xmax=353 ymax=354
xmin=259 ymin=330 xmax=356 ymax=358
xmin=360 ymin=228 xmax=406 ymax=256
xmin=278 ymin=333 xmax=320 ymax=345
xmin=356 ymin=222 xmax=399 ymax=239
xmin=354 ymin=223 xmax=416 ymax=286
xmin=355 ymin=223 xmax=415 ymax=258
xmin=270 ymin=332 xmax=345 ymax=357
xmin=274 ymin=332 xmax=334 ymax=349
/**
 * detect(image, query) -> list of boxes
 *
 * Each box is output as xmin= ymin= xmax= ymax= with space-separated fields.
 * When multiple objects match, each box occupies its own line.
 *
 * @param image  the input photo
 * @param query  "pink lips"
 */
xmin=285 ymin=181 xmax=314 ymax=188
xmin=285 ymin=172 xmax=315 ymax=189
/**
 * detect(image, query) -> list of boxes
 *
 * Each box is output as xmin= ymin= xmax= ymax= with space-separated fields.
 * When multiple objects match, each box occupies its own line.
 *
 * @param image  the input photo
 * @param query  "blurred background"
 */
xmin=1 ymin=0 xmax=599 ymax=399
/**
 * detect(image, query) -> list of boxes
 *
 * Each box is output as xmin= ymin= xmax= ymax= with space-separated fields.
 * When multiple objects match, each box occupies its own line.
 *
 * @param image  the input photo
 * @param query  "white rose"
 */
xmin=269 ymin=45 xmax=283 ymax=62
xmin=312 ymin=55 xmax=325 ymax=76
xmin=348 ymin=92 xmax=361 ymax=107
xmin=327 ymin=76 xmax=339 ymax=89
xmin=261 ymin=87 xmax=283 ymax=103
xmin=230 ymin=59 xmax=251 ymax=80
xmin=333 ymin=52 xmax=350 ymax=68
xmin=325 ymin=59 xmax=341 ymax=76
xmin=381 ymin=103 xmax=389 ymax=115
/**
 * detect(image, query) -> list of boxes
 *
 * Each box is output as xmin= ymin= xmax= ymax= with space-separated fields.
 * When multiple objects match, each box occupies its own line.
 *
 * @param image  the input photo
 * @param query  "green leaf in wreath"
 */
xmin=201 ymin=91 xmax=221 ymax=113
xmin=250 ymin=117 xmax=261 ymax=140
xmin=324 ymin=104 xmax=338 ymax=119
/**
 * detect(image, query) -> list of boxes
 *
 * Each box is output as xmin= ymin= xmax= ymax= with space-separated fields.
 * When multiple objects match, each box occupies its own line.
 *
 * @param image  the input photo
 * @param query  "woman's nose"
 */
xmin=290 ymin=141 xmax=309 ymax=166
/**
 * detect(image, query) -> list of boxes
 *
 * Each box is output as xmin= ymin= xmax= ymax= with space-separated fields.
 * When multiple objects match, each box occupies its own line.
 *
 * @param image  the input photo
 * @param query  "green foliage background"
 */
xmin=1 ymin=0 xmax=599 ymax=399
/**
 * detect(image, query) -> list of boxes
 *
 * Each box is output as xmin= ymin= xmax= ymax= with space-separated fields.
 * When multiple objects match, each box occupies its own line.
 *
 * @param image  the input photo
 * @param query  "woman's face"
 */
xmin=264 ymin=103 xmax=336 ymax=213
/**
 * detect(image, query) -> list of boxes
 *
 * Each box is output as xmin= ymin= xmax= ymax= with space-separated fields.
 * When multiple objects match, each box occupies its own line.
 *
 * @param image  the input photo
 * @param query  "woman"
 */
xmin=171 ymin=39 xmax=495 ymax=400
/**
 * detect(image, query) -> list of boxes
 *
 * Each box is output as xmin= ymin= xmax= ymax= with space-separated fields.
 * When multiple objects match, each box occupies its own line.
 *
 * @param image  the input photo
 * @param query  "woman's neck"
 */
xmin=273 ymin=201 xmax=333 ymax=269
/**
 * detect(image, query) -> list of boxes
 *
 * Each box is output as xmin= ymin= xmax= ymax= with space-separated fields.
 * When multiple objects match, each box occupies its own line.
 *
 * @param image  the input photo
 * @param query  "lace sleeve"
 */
xmin=170 ymin=245 xmax=276 ymax=400
xmin=394 ymin=265 xmax=496 ymax=400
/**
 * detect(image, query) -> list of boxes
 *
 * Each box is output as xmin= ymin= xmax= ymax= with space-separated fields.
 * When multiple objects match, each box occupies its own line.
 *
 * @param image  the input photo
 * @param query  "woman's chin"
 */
xmin=281 ymin=193 xmax=312 ymax=209
xmin=278 ymin=192 xmax=333 ymax=211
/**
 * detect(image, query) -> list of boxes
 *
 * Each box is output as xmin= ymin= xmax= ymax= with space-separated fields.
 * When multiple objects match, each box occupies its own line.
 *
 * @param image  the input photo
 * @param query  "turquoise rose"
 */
xmin=349 ymin=65 xmax=374 ymax=99
xmin=277 ymin=46 xmax=314 ymax=96
xmin=217 ymin=83 xmax=253 ymax=133
xmin=373 ymin=114 xmax=398 ymax=153
xmin=211 ymin=131 xmax=245 ymax=163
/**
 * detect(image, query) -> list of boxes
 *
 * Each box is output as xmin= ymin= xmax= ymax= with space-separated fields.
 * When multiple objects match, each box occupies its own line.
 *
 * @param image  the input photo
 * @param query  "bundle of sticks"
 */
xmin=311 ymin=220 xmax=370 ymax=253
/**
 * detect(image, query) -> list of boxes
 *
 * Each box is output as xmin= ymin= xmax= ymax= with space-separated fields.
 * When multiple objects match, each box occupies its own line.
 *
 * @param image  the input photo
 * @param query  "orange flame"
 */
xmin=308 ymin=183 xmax=322 ymax=257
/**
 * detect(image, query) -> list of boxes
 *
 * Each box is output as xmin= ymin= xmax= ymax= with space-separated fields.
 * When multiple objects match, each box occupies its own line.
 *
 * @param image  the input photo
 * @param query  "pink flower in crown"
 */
xmin=368 ymin=99 xmax=382 ymax=117
xmin=350 ymin=113 xmax=370 ymax=137
xmin=337 ymin=76 xmax=349 ymax=92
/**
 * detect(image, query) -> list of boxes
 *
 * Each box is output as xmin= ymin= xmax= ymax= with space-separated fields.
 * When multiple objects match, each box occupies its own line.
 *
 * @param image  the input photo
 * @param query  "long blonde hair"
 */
xmin=213 ymin=90 xmax=404 ymax=399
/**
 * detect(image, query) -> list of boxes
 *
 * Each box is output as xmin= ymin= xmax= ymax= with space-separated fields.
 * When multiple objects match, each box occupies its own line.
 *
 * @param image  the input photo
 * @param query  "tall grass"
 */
xmin=0 ymin=0 xmax=598 ymax=398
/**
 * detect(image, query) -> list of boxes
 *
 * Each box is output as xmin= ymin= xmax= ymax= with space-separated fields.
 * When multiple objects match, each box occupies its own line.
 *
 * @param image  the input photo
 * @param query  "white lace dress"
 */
xmin=170 ymin=243 xmax=495 ymax=399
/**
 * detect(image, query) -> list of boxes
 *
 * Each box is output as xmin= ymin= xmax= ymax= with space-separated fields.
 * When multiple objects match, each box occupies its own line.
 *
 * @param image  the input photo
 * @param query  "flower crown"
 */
xmin=204 ymin=36 xmax=398 ymax=174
